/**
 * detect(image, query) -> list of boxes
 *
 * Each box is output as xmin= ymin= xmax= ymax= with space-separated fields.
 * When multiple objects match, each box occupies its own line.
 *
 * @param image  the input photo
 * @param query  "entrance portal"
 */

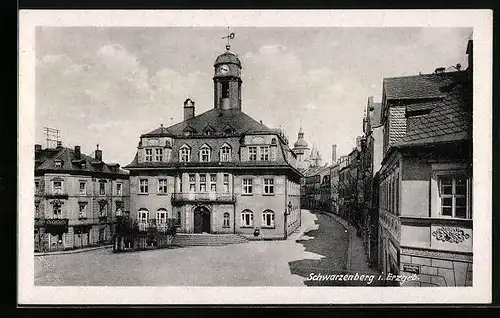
xmin=194 ymin=206 xmax=211 ymax=233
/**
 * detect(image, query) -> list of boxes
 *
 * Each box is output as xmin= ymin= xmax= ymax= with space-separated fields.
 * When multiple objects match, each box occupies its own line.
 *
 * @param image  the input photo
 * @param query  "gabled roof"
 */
xmin=395 ymin=71 xmax=471 ymax=147
xmin=164 ymin=108 xmax=275 ymax=136
xmin=35 ymin=147 xmax=129 ymax=175
xmin=383 ymin=72 xmax=458 ymax=100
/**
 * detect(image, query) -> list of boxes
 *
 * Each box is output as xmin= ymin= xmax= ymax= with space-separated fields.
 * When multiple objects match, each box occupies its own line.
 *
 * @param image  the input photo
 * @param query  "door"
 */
xmin=194 ymin=206 xmax=210 ymax=233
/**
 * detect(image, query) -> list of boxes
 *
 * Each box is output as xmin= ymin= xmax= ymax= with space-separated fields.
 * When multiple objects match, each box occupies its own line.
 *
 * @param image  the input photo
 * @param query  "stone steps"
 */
xmin=172 ymin=233 xmax=249 ymax=246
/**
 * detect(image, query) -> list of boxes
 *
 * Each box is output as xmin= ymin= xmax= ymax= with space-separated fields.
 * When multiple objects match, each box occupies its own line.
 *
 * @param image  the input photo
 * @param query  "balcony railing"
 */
xmin=171 ymin=192 xmax=236 ymax=205
xmin=45 ymin=189 xmax=68 ymax=198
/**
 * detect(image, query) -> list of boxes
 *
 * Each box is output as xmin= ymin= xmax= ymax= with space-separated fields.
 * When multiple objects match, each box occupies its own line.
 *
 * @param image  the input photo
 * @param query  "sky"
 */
xmin=35 ymin=27 xmax=472 ymax=166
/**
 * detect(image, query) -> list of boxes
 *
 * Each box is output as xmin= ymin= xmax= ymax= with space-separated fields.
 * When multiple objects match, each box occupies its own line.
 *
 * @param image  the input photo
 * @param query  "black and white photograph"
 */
xmin=18 ymin=10 xmax=492 ymax=304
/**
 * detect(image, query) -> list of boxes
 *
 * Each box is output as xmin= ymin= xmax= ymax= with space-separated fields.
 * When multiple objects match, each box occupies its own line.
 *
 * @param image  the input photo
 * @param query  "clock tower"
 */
xmin=213 ymin=45 xmax=242 ymax=111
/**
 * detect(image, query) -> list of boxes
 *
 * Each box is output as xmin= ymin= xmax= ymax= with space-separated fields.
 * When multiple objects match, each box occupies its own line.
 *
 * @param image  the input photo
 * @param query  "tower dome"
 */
xmin=214 ymin=51 xmax=242 ymax=68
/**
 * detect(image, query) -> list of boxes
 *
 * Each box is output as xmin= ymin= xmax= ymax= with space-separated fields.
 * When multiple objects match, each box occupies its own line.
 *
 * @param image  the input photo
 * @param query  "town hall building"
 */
xmin=124 ymin=43 xmax=302 ymax=240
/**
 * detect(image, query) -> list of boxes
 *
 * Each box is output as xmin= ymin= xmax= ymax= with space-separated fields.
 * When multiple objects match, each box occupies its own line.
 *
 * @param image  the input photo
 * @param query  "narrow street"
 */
xmin=34 ymin=209 xmax=379 ymax=286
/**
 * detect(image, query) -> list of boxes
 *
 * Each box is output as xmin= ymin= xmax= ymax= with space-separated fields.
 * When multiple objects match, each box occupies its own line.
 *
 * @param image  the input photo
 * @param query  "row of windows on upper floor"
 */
xmin=142 ymin=144 xmax=277 ymax=163
xmin=35 ymin=199 xmax=124 ymax=220
xmin=35 ymin=179 xmax=123 ymax=196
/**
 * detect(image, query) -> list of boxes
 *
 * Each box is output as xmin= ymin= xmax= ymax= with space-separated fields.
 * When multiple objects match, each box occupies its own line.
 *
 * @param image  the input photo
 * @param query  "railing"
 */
xmin=115 ymin=216 xmax=177 ymax=236
xmin=171 ymin=192 xmax=236 ymax=204
xmin=45 ymin=189 xmax=68 ymax=198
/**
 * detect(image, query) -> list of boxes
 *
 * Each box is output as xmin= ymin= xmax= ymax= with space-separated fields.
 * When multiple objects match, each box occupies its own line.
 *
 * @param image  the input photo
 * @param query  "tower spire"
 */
xmin=221 ymin=27 xmax=235 ymax=51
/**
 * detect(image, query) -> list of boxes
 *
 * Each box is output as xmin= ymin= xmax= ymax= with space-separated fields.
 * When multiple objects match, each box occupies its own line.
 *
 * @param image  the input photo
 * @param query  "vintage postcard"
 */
xmin=18 ymin=10 xmax=492 ymax=305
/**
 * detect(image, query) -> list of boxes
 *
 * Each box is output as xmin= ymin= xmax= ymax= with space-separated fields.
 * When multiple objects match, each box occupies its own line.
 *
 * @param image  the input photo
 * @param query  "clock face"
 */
xmin=220 ymin=64 xmax=230 ymax=74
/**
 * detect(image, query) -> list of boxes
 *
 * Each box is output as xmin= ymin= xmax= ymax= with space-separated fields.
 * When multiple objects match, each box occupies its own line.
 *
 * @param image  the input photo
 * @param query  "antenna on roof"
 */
xmin=44 ymin=127 xmax=60 ymax=149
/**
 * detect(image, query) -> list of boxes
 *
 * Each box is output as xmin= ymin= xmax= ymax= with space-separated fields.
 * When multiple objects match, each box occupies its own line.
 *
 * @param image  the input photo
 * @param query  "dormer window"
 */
xmin=199 ymin=144 xmax=211 ymax=162
xmin=55 ymin=159 xmax=62 ymax=168
xmin=220 ymin=144 xmax=232 ymax=162
xmin=223 ymin=124 xmax=235 ymax=135
xmin=81 ymin=162 xmax=87 ymax=169
xmin=183 ymin=126 xmax=197 ymax=136
xmin=203 ymin=125 xmax=215 ymax=136
xmin=145 ymin=148 xmax=153 ymax=162
xmin=179 ymin=144 xmax=191 ymax=163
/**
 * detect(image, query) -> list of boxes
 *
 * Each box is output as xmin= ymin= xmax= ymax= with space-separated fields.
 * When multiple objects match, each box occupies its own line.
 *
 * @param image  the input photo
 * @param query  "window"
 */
xmin=189 ymin=174 xmax=196 ymax=192
xmin=260 ymin=146 xmax=270 ymax=161
xmin=78 ymin=203 xmax=87 ymax=218
xmin=53 ymin=203 xmax=62 ymax=218
xmin=200 ymin=145 xmax=211 ymax=162
xmin=155 ymin=148 xmax=163 ymax=161
xmin=158 ymin=179 xmax=168 ymax=194
xmin=35 ymin=181 xmax=40 ymax=193
xmin=262 ymin=210 xmax=275 ymax=228
xmin=179 ymin=176 xmax=183 ymax=192
xmin=116 ymin=201 xmax=123 ymax=216
xmin=35 ymin=203 xmax=40 ymax=218
xmin=79 ymin=182 xmax=86 ymax=195
xmin=223 ymin=174 xmax=230 ymax=193
xmin=200 ymin=174 xmax=207 ymax=192
xmin=243 ymin=178 xmax=253 ymax=195
xmin=438 ymin=175 xmax=470 ymax=219
xmin=210 ymin=174 xmax=217 ymax=192
xmin=55 ymin=160 xmax=62 ymax=168
xmin=81 ymin=162 xmax=87 ymax=169
xmin=220 ymin=145 xmax=231 ymax=162
xmin=145 ymin=148 xmax=153 ymax=162
xmin=241 ymin=210 xmax=253 ymax=227
xmin=249 ymin=147 xmax=257 ymax=161
xmin=116 ymin=183 xmax=122 ymax=196
xmin=53 ymin=180 xmax=63 ymax=194
xmin=222 ymin=82 xmax=229 ymax=98
xmin=99 ymin=182 xmax=106 ymax=195
xmin=264 ymin=178 xmax=274 ymax=195
xmin=223 ymin=212 xmax=230 ymax=228
xmin=395 ymin=173 xmax=399 ymax=215
xmin=138 ymin=209 xmax=149 ymax=223
xmin=180 ymin=145 xmax=190 ymax=162
xmin=139 ymin=179 xmax=149 ymax=194
xmin=99 ymin=201 xmax=108 ymax=217
xmin=157 ymin=209 xmax=167 ymax=224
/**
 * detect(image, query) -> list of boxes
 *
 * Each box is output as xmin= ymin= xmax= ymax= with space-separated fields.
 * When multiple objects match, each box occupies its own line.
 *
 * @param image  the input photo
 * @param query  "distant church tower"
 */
xmin=309 ymin=143 xmax=323 ymax=168
xmin=292 ymin=125 xmax=311 ymax=171
xmin=213 ymin=42 xmax=242 ymax=111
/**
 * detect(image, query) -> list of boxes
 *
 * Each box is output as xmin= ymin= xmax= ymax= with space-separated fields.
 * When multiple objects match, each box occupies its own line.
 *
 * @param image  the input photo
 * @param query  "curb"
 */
xmin=34 ymin=245 xmax=113 ymax=256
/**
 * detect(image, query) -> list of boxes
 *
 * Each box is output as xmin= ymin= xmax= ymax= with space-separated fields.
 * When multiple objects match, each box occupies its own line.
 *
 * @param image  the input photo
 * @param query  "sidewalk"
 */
xmin=311 ymin=209 xmax=381 ymax=280
xmin=34 ymin=244 xmax=112 ymax=257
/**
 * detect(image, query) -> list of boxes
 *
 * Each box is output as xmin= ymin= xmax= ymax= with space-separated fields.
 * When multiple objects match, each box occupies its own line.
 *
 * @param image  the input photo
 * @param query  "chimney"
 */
xmin=184 ymin=98 xmax=195 ymax=121
xmin=74 ymin=146 xmax=81 ymax=160
xmin=35 ymin=144 xmax=42 ymax=153
xmin=331 ymin=144 xmax=337 ymax=164
xmin=56 ymin=140 xmax=63 ymax=148
xmin=95 ymin=144 xmax=102 ymax=161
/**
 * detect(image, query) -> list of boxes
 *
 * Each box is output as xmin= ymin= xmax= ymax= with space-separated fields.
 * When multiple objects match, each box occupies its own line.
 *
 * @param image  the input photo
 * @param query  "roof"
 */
xmin=383 ymin=72 xmax=458 ymax=100
xmin=293 ymin=138 xmax=309 ymax=148
xmin=395 ymin=71 xmax=471 ymax=147
xmin=161 ymin=108 xmax=276 ymax=137
xmin=214 ymin=51 xmax=242 ymax=67
xmin=35 ymin=147 xmax=129 ymax=175
xmin=141 ymin=125 xmax=173 ymax=137
xmin=303 ymin=164 xmax=331 ymax=178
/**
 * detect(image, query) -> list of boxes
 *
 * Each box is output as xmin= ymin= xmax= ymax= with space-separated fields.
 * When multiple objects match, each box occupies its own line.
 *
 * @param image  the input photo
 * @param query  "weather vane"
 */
xmin=222 ymin=27 xmax=235 ymax=51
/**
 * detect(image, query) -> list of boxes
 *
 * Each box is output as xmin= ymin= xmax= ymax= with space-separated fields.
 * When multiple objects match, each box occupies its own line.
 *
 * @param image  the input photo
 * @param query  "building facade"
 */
xmin=124 ymin=46 xmax=302 ymax=240
xmin=34 ymin=143 xmax=129 ymax=252
xmin=378 ymin=41 xmax=473 ymax=286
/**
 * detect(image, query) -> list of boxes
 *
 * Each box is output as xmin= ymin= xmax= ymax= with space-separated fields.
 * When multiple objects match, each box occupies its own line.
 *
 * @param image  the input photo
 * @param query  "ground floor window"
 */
xmin=241 ymin=210 xmax=253 ymax=227
xmin=223 ymin=212 xmax=230 ymax=228
xmin=262 ymin=210 xmax=275 ymax=228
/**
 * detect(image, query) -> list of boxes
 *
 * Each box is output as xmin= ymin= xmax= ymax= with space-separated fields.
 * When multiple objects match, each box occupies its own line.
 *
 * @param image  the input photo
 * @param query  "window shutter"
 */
xmin=240 ymin=213 xmax=244 ymax=226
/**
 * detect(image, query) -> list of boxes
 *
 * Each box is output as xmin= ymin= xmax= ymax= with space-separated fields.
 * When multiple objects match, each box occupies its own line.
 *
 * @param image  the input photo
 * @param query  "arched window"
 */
xmin=262 ymin=210 xmax=275 ymax=228
xmin=157 ymin=208 xmax=168 ymax=224
xmin=240 ymin=209 xmax=253 ymax=227
xmin=199 ymin=144 xmax=211 ymax=162
xmin=179 ymin=144 xmax=191 ymax=163
xmin=223 ymin=212 xmax=230 ymax=228
xmin=220 ymin=143 xmax=232 ymax=162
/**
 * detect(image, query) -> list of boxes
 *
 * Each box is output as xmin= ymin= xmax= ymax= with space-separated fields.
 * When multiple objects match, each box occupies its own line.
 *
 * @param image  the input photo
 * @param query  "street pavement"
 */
xmin=34 ymin=209 xmax=379 ymax=286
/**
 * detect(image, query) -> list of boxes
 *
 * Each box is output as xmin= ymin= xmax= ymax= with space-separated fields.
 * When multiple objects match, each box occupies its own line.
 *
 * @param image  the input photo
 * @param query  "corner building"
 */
xmin=125 ymin=46 xmax=302 ymax=240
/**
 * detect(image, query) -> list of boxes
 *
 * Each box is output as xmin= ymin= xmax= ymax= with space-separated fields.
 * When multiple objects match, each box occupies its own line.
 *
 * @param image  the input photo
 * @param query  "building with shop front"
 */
xmin=124 ymin=44 xmax=302 ymax=240
xmin=377 ymin=40 xmax=473 ymax=286
xmin=34 ymin=143 xmax=129 ymax=252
